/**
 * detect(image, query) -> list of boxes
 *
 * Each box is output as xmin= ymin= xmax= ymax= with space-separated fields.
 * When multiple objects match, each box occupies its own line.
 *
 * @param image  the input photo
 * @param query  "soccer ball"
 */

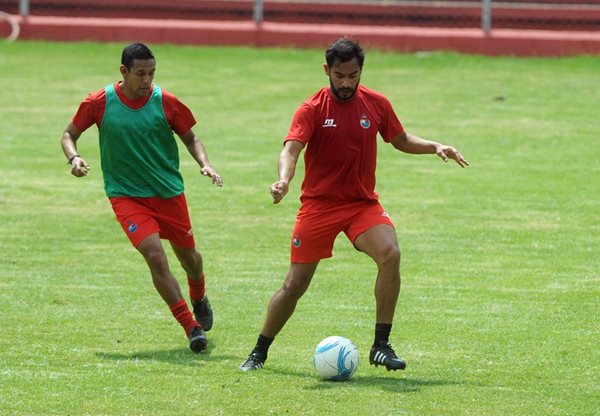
xmin=312 ymin=336 xmax=359 ymax=381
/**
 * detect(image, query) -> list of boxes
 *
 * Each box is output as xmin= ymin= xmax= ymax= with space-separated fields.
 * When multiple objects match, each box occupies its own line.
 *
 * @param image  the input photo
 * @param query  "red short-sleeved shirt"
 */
xmin=71 ymin=82 xmax=196 ymax=135
xmin=285 ymin=85 xmax=404 ymax=202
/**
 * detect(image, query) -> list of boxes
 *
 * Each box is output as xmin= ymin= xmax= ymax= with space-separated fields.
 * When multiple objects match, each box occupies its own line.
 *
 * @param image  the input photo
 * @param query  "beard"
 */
xmin=329 ymin=78 xmax=359 ymax=101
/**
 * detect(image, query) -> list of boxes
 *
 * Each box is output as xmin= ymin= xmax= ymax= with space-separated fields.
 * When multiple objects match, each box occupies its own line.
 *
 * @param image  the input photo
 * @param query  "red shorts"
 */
xmin=290 ymin=199 xmax=394 ymax=263
xmin=109 ymin=194 xmax=196 ymax=249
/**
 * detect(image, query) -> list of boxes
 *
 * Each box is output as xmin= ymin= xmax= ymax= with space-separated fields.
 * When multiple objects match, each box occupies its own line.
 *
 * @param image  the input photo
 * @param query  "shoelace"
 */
xmin=381 ymin=343 xmax=396 ymax=355
xmin=244 ymin=355 xmax=264 ymax=368
xmin=374 ymin=343 xmax=398 ymax=360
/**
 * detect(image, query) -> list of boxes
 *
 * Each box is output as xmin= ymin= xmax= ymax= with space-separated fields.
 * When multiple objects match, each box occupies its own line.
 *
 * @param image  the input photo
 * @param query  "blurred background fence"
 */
xmin=1 ymin=0 xmax=600 ymax=32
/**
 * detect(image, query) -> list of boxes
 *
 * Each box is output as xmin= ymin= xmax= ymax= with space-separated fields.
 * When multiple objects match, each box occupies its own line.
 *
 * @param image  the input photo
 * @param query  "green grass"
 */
xmin=0 ymin=41 xmax=599 ymax=415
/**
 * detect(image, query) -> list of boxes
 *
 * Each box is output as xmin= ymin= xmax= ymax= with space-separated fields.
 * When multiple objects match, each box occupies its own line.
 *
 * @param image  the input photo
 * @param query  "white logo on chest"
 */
xmin=322 ymin=118 xmax=337 ymax=128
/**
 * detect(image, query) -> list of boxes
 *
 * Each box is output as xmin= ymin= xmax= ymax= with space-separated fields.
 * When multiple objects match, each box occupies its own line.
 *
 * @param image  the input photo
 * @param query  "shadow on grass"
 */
xmin=266 ymin=367 xmax=462 ymax=393
xmin=310 ymin=375 xmax=460 ymax=393
xmin=96 ymin=341 xmax=238 ymax=366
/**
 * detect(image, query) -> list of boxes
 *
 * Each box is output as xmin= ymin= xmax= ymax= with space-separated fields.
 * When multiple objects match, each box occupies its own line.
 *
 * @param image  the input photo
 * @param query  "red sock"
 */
xmin=169 ymin=299 xmax=197 ymax=336
xmin=188 ymin=273 xmax=206 ymax=302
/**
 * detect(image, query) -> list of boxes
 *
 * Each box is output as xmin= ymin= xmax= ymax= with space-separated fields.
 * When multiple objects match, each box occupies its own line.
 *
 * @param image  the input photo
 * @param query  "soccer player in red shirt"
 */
xmin=240 ymin=37 xmax=469 ymax=372
xmin=61 ymin=43 xmax=222 ymax=353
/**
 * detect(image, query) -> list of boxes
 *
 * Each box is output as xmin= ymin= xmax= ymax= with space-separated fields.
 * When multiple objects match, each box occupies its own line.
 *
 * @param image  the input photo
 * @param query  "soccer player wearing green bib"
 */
xmin=61 ymin=43 xmax=222 ymax=352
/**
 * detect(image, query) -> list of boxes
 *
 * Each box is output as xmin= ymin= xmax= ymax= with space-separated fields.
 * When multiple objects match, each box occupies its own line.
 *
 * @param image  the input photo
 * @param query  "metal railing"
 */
xmin=6 ymin=0 xmax=600 ymax=35
xmin=482 ymin=0 xmax=492 ymax=33
xmin=11 ymin=0 xmax=494 ymax=32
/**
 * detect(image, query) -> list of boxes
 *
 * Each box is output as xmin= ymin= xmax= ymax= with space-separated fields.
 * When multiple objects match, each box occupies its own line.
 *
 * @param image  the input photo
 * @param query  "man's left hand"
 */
xmin=201 ymin=166 xmax=223 ymax=187
xmin=436 ymin=146 xmax=470 ymax=168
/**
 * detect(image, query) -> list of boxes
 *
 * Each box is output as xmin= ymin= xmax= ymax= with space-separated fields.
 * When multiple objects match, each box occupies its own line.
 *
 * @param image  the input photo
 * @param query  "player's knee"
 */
xmin=377 ymin=244 xmax=400 ymax=268
xmin=283 ymin=276 xmax=310 ymax=299
xmin=144 ymin=248 xmax=169 ymax=269
xmin=181 ymin=249 xmax=203 ymax=274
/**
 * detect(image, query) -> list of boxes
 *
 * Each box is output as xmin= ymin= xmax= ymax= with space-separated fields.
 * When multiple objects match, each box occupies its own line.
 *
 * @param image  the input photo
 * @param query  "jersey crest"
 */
xmin=360 ymin=114 xmax=371 ymax=129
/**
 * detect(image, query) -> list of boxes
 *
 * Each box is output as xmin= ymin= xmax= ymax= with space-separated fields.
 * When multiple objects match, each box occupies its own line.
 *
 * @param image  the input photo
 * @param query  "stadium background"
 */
xmin=1 ymin=1 xmax=600 ymax=56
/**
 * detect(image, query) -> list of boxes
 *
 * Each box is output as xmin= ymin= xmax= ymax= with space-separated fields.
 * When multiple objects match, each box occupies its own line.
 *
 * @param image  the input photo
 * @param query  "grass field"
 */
xmin=0 ymin=40 xmax=598 ymax=415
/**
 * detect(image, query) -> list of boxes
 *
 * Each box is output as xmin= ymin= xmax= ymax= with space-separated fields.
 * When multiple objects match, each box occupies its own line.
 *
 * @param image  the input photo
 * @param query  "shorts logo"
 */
xmin=381 ymin=211 xmax=390 ymax=218
xmin=292 ymin=234 xmax=301 ymax=248
xmin=186 ymin=228 xmax=193 ymax=238
xmin=360 ymin=114 xmax=371 ymax=129
xmin=322 ymin=118 xmax=337 ymax=128
xmin=127 ymin=221 xmax=138 ymax=233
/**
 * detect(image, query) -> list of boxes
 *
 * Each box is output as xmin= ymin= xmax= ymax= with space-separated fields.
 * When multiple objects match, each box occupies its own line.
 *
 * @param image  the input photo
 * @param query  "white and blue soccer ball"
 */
xmin=313 ymin=336 xmax=359 ymax=381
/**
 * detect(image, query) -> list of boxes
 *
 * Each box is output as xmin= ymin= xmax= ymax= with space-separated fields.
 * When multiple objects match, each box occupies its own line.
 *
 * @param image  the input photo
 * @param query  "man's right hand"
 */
xmin=70 ymin=157 xmax=90 ymax=177
xmin=270 ymin=180 xmax=289 ymax=204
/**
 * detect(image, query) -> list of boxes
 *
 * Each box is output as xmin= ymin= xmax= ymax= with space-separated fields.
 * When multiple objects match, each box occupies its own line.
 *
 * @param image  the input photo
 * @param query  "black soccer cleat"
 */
xmin=239 ymin=352 xmax=266 ymax=372
xmin=192 ymin=295 xmax=213 ymax=332
xmin=189 ymin=325 xmax=208 ymax=353
xmin=369 ymin=342 xmax=407 ymax=371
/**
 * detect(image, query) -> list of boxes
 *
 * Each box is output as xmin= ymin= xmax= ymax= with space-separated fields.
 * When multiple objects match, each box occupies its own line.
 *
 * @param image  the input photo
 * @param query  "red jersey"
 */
xmin=71 ymin=82 xmax=196 ymax=135
xmin=285 ymin=85 xmax=404 ymax=202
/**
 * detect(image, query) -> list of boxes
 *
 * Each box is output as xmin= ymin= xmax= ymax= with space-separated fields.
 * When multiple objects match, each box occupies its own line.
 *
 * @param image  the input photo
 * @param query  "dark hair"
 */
xmin=325 ymin=37 xmax=365 ymax=68
xmin=121 ymin=43 xmax=155 ymax=69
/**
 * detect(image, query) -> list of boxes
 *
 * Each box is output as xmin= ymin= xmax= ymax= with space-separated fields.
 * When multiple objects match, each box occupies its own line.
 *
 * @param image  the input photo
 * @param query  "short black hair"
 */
xmin=121 ymin=43 xmax=155 ymax=69
xmin=325 ymin=37 xmax=365 ymax=68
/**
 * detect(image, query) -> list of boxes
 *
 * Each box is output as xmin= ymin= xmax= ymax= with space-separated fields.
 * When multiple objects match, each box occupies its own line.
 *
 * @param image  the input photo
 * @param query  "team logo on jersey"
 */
xmin=322 ymin=118 xmax=337 ymax=128
xmin=127 ymin=221 xmax=138 ymax=233
xmin=360 ymin=114 xmax=371 ymax=129
xmin=292 ymin=234 xmax=302 ymax=248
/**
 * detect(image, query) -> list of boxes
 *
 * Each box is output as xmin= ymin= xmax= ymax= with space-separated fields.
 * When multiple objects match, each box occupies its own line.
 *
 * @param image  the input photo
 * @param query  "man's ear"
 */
xmin=323 ymin=63 xmax=330 ymax=76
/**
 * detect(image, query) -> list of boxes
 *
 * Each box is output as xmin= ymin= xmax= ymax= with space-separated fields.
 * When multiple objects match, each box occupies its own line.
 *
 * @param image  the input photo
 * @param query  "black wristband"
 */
xmin=67 ymin=154 xmax=80 ymax=165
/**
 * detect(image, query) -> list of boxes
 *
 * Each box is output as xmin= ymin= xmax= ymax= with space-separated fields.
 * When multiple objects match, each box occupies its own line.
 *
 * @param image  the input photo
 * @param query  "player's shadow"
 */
xmin=268 ymin=367 xmax=462 ymax=393
xmin=96 ymin=341 xmax=238 ymax=367
xmin=307 ymin=375 xmax=461 ymax=393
